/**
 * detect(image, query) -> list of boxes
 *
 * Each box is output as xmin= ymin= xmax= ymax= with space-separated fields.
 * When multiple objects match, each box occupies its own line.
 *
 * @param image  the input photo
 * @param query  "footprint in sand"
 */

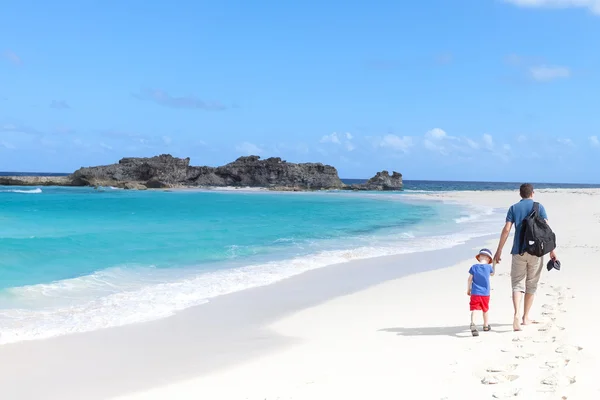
xmin=533 ymin=336 xmax=557 ymax=343
xmin=542 ymin=304 xmax=555 ymax=310
xmin=512 ymin=336 xmax=532 ymax=342
xmin=492 ymin=388 xmax=521 ymax=398
xmin=541 ymin=374 xmax=576 ymax=387
xmin=542 ymin=311 xmax=556 ymax=317
xmin=486 ymin=364 xmax=519 ymax=373
xmin=538 ymin=324 xmax=565 ymax=332
xmin=481 ymin=374 xmax=519 ymax=385
xmin=515 ymin=353 xmax=535 ymax=360
xmin=542 ymin=359 xmax=570 ymax=369
xmin=555 ymin=345 xmax=583 ymax=354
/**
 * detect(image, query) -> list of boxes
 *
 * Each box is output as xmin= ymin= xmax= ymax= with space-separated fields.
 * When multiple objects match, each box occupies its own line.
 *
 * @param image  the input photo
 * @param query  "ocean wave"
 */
xmin=0 ymin=229 xmax=493 ymax=345
xmin=0 ymin=188 xmax=42 ymax=194
xmin=454 ymin=204 xmax=495 ymax=224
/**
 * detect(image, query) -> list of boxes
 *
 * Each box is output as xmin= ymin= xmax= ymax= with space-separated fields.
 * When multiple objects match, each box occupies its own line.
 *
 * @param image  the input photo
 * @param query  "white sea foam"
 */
xmin=454 ymin=204 xmax=495 ymax=224
xmin=0 ymin=224 xmax=500 ymax=345
xmin=0 ymin=188 xmax=42 ymax=194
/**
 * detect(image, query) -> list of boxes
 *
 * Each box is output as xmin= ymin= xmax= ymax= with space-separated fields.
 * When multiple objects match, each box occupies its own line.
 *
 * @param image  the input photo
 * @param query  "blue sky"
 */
xmin=1 ymin=0 xmax=600 ymax=182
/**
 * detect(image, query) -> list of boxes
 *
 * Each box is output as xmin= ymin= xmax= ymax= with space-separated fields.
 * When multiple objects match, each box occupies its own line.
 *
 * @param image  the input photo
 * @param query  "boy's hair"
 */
xmin=519 ymin=183 xmax=534 ymax=199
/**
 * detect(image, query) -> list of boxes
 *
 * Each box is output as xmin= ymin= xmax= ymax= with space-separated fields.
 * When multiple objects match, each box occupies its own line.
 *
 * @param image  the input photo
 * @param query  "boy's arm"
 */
xmin=490 ymin=262 xmax=496 ymax=276
xmin=467 ymin=274 xmax=473 ymax=295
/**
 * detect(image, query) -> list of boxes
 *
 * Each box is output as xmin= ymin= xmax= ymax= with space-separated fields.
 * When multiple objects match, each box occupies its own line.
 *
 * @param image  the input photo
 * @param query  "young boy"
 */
xmin=468 ymin=248 xmax=495 ymax=336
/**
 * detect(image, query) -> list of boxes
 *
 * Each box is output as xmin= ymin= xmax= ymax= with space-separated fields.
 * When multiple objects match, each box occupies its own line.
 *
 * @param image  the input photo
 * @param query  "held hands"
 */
xmin=493 ymin=251 xmax=502 ymax=264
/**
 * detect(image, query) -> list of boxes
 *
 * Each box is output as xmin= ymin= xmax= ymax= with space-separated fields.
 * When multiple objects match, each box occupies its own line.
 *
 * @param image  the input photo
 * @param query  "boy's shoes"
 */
xmin=471 ymin=324 xmax=491 ymax=336
xmin=470 ymin=323 xmax=479 ymax=336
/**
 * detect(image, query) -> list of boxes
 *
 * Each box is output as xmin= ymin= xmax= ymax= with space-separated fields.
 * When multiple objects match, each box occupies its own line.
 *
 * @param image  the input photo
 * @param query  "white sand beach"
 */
xmin=2 ymin=189 xmax=599 ymax=399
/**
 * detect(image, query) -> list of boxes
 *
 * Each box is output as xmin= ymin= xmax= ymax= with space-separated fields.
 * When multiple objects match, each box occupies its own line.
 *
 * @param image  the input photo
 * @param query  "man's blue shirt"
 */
xmin=506 ymin=199 xmax=548 ymax=255
xmin=469 ymin=263 xmax=494 ymax=296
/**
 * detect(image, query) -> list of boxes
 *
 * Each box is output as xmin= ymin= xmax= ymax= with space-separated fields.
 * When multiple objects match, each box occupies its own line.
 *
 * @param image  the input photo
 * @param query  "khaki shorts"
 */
xmin=511 ymin=253 xmax=544 ymax=294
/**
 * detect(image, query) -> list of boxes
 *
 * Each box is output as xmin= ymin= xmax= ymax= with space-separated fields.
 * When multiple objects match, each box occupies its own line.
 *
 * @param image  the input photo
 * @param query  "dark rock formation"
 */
xmin=358 ymin=170 xmax=403 ymax=191
xmin=1 ymin=154 xmax=403 ymax=191
xmin=67 ymin=154 xmax=345 ymax=190
xmin=70 ymin=154 xmax=191 ymax=188
xmin=193 ymin=156 xmax=344 ymax=189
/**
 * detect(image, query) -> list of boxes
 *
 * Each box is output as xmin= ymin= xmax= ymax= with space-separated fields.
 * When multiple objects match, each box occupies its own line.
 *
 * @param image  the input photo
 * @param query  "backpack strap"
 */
xmin=519 ymin=202 xmax=539 ymax=254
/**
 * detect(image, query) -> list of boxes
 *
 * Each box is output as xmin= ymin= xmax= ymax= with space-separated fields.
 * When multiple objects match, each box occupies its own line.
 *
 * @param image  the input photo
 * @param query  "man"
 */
xmin=493 ymin=183 xmax=557 ymax=332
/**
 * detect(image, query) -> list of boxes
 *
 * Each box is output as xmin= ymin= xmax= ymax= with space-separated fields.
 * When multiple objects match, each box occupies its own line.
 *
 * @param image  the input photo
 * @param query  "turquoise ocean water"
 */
xmin=0 ymin=186 xmax=500 ymax=344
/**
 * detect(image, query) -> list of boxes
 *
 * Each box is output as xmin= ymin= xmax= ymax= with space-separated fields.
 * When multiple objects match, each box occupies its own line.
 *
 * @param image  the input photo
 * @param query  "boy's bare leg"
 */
xmin=512 ymin=291 xmax=523 ymax=331
xmin=483 ymin=311 xmax=489 ymax=328
xmin=470 ymin=311 xmax=479 ymax=336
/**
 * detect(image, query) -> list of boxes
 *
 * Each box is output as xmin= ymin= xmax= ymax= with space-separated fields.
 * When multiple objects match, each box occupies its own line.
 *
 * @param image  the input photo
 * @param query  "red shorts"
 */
xmin=470 ymin=295 xmax=490 ymax=312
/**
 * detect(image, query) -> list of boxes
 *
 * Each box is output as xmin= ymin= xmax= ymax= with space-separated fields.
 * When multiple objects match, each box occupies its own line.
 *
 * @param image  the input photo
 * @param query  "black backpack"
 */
xmin=519 ymin=202 xmax=556 ymax=257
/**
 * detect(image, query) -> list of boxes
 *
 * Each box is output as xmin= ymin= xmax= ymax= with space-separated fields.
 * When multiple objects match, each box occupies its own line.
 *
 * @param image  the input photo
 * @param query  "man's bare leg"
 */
xmin=512 ymin=291 xmax=523 ymax=331
xmin=522 ymin=293 xmax=535 ymax=325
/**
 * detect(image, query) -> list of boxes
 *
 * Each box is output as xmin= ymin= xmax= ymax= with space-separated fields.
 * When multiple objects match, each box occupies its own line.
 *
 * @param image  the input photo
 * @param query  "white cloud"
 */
xmin=482 ymin=133 xmax=494 ymax=149
xmin=423 ymin=128 xmax=452 ymax=154
xmin=517 ymin=135 xmax=528 ymax=143
xmin=557 ymin=138 xmax=575 ymax=147
xmin=425 ymin=128 xmax=448 ymax=140
xmin=375 ymin=134 xmax=414 ymax=153
xmin=162 ymin=136 xmax=172 ymax=145
xmin=465 ymin=138 xmax=479 ymax=149
xmin=424 ymin=139 xmax=442 ymax=153
xmin=421 ymin=129 xmax=511 ymax=161
xmin=503 ymin=0 xmax=600 ymax=15
xmin=235 ymin=142 xmax=264 ymax=155
xmin=529 ymin=65 xmax=571 ymax=81
xmin=590 ymin=135 xmax=600 ymax=147
xmin=320 ymin=132 xmax=341 ymax=144
xmin=99 ymin=142 xmax=113 ymax=150
xmin=320 ymin=132 xmax=354 ymax=151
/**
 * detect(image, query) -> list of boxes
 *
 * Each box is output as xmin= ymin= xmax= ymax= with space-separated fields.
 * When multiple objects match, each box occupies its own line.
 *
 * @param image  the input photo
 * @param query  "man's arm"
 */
xmin=493 ymin=221 xmax=513 ymax=263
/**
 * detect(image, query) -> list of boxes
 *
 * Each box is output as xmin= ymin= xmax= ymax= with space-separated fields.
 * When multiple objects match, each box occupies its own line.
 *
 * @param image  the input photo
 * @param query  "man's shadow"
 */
xmin=379 ymin=324 xmax=513 ymax=338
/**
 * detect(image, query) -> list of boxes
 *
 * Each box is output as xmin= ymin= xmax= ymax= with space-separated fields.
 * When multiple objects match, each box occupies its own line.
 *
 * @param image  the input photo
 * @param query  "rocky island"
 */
xmin=0 ymin=155 xmax=403 ymax=191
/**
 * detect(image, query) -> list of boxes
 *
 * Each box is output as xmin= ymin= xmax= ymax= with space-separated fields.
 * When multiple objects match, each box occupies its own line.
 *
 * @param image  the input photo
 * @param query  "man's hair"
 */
xmin=520 ymin=183 xmax=534 ymax=199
